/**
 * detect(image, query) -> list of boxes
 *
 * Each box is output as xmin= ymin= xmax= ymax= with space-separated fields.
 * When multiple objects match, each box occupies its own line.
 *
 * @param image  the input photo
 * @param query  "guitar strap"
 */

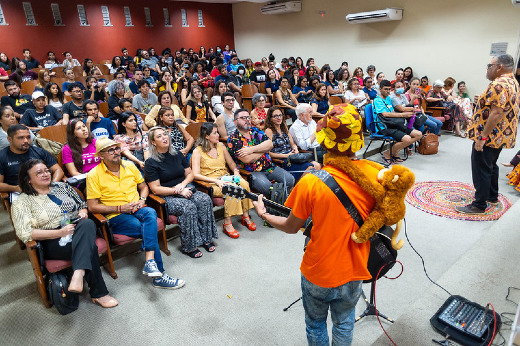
xmin=304 ymin=170 xmax=394 ymax=265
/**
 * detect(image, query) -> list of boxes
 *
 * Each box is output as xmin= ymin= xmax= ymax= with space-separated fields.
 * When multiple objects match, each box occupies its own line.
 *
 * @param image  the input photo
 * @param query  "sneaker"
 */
xmin=455 ymin=204 xmax=486 ymax=215
xmin=153 ymin=273 xmax=185 ymax=289
xmin=486 ymin=200 xmax=500 ymax=206
xmin=142 ymin=259 xmax=162 ymax=277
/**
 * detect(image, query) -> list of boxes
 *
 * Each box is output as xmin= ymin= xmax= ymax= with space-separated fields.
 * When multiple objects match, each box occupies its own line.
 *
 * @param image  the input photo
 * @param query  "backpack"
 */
xmin=418 ymin=133 xmax=439 ymax=155
xmin=46 ymin=272 xmax=79 ymax=315
xmin=34 ymin=135 xmax=64 ymax=160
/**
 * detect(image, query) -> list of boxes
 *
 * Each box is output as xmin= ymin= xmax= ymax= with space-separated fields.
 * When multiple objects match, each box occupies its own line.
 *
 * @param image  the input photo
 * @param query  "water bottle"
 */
xmin=221 ymin=175 xmax=240 ymax=185
xmin=58 ymin=211 xmax=72 ymax=246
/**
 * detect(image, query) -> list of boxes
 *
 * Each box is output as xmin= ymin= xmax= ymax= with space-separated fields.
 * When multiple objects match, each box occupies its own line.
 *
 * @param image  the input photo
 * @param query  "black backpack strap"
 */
xmin=303 ymin=169 xmax=363 ymax=237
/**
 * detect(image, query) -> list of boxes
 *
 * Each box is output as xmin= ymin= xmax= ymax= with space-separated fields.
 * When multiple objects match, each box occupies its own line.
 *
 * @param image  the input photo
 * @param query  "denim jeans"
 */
xmin=419 ymin=116 xmax=443 ymax=135
xmin=250 ymin=165 xmax=295 ymax=196
xmin=301 ymin=274 xmax=362 ymax=346
xmin=108 ymin=206 xmax=164 ymax=272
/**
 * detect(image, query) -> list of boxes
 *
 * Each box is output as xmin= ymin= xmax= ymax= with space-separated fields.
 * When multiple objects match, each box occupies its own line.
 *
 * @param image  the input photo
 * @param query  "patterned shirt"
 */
xmin=12 ymin=183 xmax=86 ymax=243
xmin=426 ymin=89 xmax=449 ymax=107
xmin=227 ymin=128 xmax=274 ymax=172
xmin=468 ymin=73 xmax=520 ymax=149
xmin=271 ymin=131 xmax=292 ymax=154
xmin=166 ymin=125 xmax=186 ymax=151
xmin=114 ymin=132 xmax=149 ymax=152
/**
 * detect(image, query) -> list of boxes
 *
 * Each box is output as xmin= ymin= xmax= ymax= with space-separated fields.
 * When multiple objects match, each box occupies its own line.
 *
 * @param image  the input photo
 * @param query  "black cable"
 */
xmin=403 ymin=218 xmax=452 ymax=297
xmin=505 ymin=286 xmax=519 ymax=305
xmin=500 ymin=312 xmax=515 ymax=326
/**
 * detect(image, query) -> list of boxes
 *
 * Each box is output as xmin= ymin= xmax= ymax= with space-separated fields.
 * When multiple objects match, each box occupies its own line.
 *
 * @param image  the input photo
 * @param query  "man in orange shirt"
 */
xmin=253 ymin=107 xmax=375 ymax=345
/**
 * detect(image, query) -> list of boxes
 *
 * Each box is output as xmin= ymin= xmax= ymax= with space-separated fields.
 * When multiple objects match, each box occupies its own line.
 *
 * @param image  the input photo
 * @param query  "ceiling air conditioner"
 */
xmin=346 ymin=8 xmax=403 ymax=24
xmin=261 ymin=1 xmax=302 ymax=15
xmin=513 ymin=0 xmax=520 ymax=7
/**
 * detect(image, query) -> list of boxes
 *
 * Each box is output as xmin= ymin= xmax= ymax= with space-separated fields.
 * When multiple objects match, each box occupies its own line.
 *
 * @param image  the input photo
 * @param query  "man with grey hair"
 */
xmin=289 ymin=103 xmax=324 ymax=163
xmin=456 ymin=54 xmax=520 ymax=215
xmin=87 ymin=137 xmax=185 ymax=289
xmin=227 ymin=108 xmax=294 ymax=196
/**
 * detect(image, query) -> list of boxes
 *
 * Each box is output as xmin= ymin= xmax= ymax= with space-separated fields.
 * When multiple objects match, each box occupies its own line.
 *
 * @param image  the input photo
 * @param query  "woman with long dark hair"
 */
xmin=114 ymin=112 xmax=149 ymax=170
xmin=156 ymin=106 xmax=194 ymax=159
xmin=110 ymin=56 xmax=122 ymax=74
xmin=9 ymin=60 xmax=37 ymax=86
xmin=186 ymin=86 xmax=216 ymax=123
xmin=0 ymin=52 xmax=10 ymax=71
xmin=62 ymin=118 xmax=100 ymax=176
xmin=44 ymin=82 xmax=65 ymax=111
xmin=191 ymin=122 xmax=255 ymax=239
xmin=83 ymin=58 xmax=94 ymax=76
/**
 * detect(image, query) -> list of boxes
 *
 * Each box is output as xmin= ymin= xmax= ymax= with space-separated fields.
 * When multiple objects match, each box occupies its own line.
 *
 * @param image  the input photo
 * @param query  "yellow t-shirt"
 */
xmin=86 ymin=160 xmax=143 ymax=219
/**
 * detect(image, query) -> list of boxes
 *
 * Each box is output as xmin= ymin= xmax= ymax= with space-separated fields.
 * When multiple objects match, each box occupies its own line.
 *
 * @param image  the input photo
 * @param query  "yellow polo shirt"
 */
xmin=86 ymin=160 xmax=143 ymax=219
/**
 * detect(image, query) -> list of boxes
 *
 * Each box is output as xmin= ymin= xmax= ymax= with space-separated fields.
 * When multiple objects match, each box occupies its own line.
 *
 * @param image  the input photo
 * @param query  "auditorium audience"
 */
xmin=311 ymin=83 xmax=330 ymax=116
xmin=265 ymin=106 xmax=320 ymax=179
xmin=363 ymin=76 xmax=378 ymax=101
xmin=156 ymin=107 xmax=194 ymax=158
xmin=275 ymin=77 xmax=299 ymax=121
xmin=145 ymin=126 xmax=217 ymax=256
xmin=249 ymin=93 xmax=267 ymax=130
xmin=290 ymin=103 xmax=325 ymax=164
xmin=62 ymin=118 xmax=100 ymax=176
xmin=191 ymin=122 xmax=255 ymax=239
xmin=211 ymin=80 xmax=239 ymax=115
xmin=443 ymin=77 xmax=473 ymax=119
xmin=420 ymin=76 xmax=431 ymax=95
xmin=12 ymin=159 xmax=118 ymax=308
xmin=426 ymin=80 xmax=466 ymax=137
xmin=265 ymin=69 xmax=280 ymax=96
xmin=374 ymin=80 xmax=422 ymax=163
xmin=186 ymin=86 xmax=216 ymax=123
xmin=216 ymin=92 xmax=238 ymax=140
xmin=114 ymin=112 xmax=149 ymax=171
xmin=35 ymin=69 xmax=51 ymax=92
xmin=20 ymin=91 xmax=63 ymax=129
xmin=84 ymin=100 xmax=115 ymax=140
xmin=352 ymin=67 xmax=364 ymax=86
xmin=391 ymin=68 xmax=404 ymax=88
xmin=324 ymin=70 xmax=343 ymax=96
xmin=292 ymin=76 xmax=314 ymax=104
xmin=403 ymin=66 xmax=414 ymax=86
xmin=84 ymin=76 xmax=108 ymax=103
xmin=9 ymin=60 xmax=37 ymax=86
xmin=0 ymin=107 xmax=34 ymax=151
xmin=227 ymin=108 xmax=295 ymax=196
xmin=344 ymin=78 xmax=369 ymax=113
xmin=87 ymin=137 xmax=185 ymax=289
xmin=62 ymin=83 xmax=87 ymax=123
xmin=249 ymin=62 xmax=267 ymax=87
xmin=62 ymin=52 xmax=81 ymax=69
xmin=132 ymin=80 xmax=158 ymax=121
xmin=21 ymin=49 xmax=41 ymax=69
xmin=0 ymin=124 xmax=63 ymax=194
xmin=405 ymin=78 xmax=443 ymax=135
xmin=43 ymin=82 xmax=64 ymax=112
xmin=1 ymin=80 xmax=34 ymax=120
xmin=146 ymin=90 xmax=186 ymax=128
xmin=180 ymin=77 xmax=201 ymax=107
xmin=62 ymin=68 xmax=85 ymax=94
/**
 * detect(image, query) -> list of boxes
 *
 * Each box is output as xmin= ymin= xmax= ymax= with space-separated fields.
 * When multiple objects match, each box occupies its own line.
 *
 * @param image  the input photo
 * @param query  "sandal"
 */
xmin=223 ymin=223 xmax=240 ymax=239
xmin=381 ymin=155 xmax=392 ymax=165
xmin=241 ymin=215 xmax=257 ymax=231
xmin=203 ymin=242 xmax=216 ymax=252
xmin=185 ymin=249 xmax=203 ymax=258
xmin=392 ymin=156 xmax=404 ymax=163
xmin=455 ymin=132 xmax=467 ymax=138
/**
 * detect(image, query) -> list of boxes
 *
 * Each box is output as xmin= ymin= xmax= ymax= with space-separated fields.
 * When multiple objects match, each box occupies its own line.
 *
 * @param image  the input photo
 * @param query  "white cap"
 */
xmin=32 ymin=91 xmax=45 ymax=100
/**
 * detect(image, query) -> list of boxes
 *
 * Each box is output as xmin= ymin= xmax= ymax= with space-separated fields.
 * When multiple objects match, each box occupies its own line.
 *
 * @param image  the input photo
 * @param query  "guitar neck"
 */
xmin=243 ymin=190 xmax=292 ymax=217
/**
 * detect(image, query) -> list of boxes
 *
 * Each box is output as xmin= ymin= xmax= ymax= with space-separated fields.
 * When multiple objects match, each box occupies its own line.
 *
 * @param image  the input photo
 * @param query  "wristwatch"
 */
xmin=478 ymin=135 xmax=488 ymax=141
xmin=140 ymin=196 xmax=146 ymax=201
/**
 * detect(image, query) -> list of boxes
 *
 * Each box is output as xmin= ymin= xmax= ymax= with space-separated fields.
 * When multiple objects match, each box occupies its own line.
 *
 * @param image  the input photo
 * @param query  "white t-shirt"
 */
xmin=344 ymin=90 xmax=368 ymax=108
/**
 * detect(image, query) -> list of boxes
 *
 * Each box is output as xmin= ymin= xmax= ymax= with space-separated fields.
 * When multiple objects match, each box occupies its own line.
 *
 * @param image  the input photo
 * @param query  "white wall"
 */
xmin=232 ymin=0 xmax=520 ymax=96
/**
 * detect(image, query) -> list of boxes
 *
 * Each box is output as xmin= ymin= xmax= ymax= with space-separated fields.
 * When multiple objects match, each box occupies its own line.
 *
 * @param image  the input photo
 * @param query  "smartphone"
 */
xmin=70 ymin=217 xmax=82 ymax=224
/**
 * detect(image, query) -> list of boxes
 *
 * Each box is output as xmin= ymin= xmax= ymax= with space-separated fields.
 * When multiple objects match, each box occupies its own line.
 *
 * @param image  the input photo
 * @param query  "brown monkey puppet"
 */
xmin=316 ymin=104 xmax=415 ymax=250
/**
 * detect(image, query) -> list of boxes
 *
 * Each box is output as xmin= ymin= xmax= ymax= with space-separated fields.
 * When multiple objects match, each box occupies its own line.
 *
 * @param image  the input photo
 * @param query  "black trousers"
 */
xmin=470 ymin=143 xmax=502 ymax=210
xmin=41 ymin=219 xmax=108 ymax=299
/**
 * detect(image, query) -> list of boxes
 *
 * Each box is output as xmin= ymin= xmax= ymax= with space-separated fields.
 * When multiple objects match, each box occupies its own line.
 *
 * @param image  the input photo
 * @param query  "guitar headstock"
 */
xmin=222 ymin=184 xmax=247 ymax=200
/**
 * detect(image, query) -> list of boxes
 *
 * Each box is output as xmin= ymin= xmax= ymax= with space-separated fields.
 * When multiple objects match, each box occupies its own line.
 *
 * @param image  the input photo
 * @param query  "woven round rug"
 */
xmin=405 ymin=180 xmax=513 ymax=221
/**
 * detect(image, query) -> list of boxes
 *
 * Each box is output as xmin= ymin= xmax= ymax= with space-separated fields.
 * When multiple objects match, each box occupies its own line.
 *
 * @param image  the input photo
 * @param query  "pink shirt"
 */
xmin=61 ymin=139 xmax=101 ymax=175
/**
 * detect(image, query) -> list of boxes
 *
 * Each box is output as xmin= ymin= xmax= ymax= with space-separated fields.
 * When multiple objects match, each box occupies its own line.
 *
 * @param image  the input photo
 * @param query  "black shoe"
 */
xmin=455 ymin=204 xmax=486 ymax=215
xmin=486 ymin=200 xmax=500 ymax=206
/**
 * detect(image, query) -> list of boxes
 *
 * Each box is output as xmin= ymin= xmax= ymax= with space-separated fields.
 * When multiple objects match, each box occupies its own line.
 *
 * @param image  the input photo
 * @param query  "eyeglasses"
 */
xmin=34 ymin=169 xmax=51 ymax=177
xmin=272 ymin=113 xmax=283 ymax=119
xmin=257 ymin=99 xmax=266 ymax=102
xmin=102 ymin=146 xmax=121 ymax=155
xmin=72 ymin=89 xmax=82 ymax=93
xmin=237 ymin=116 xmax=252 ymax=121
xmin=487 ymin=63 xmax=500 ymax=69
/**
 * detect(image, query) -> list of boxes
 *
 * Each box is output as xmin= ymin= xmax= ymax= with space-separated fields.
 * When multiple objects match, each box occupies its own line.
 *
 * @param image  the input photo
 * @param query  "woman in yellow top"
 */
xmin=191 ymin=122 xmax=255 ymax=239
xmin=145 ymin=90 xmax=187 ymax=128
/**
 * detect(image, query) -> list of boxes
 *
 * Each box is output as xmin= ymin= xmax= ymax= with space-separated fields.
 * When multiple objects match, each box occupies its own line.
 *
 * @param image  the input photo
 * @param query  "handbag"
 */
xmin=377 ymin=114 xmax=407 ymax=132
xmin=287 ymin=152 xmax=313 ymax=165
xmin=47 ymin=272 xmax=80 ymax=315
xmin=413 ymin=112 xmax=428 ymax=129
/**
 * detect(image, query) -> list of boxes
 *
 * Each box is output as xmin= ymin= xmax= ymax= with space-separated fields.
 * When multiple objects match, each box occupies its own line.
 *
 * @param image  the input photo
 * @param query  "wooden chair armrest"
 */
xmin=193 ymin=180 xmax=212 ymax=190
xmin=147 ymin=194 xmax=165 ymax=206
xmin=272 ymin=158 xmax=285 ymax=167
xmin=26 ymin=240 xmax=38 ymax=249
xmin=239 ymin=169 xmax=251 ymax=177
xmin=426 ymin=106 xmax=446 ymax=110
xmin=90 ymin=213 xmax=107 ymax=226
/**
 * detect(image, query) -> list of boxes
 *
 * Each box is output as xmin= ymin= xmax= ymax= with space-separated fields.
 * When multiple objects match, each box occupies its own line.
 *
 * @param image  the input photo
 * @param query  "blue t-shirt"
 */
xmin=324 ymin=81 xmax=340 ymax=93
xmin=129 ymin=81 xmax=139 ymax=95
xmin=87 ymin=117 xmax=116 ymax=139
xmin=265 ymin=80 xmax=280 ymax=94
xmin=226 ymin=63 xmax=244 ymax=73
xmin=373 ymin=96 xmax=394 ymax=115
xmin=311 ymin=98 xmax=329 ymax=114
xmin=363 ymin=86 xmax=378 ymax=101
xmin=62 ymin=81 xmax=85 ymax=92
xmin=293 ymin=86 xmax=312 ymax=103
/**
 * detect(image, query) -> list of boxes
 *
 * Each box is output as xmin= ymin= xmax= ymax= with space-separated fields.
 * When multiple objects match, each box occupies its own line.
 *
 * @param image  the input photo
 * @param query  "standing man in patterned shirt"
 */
xmin=456 ymin=54 xmax=520 ymax=215
xmin=227 ymin=108 xmax=295 ymax=196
